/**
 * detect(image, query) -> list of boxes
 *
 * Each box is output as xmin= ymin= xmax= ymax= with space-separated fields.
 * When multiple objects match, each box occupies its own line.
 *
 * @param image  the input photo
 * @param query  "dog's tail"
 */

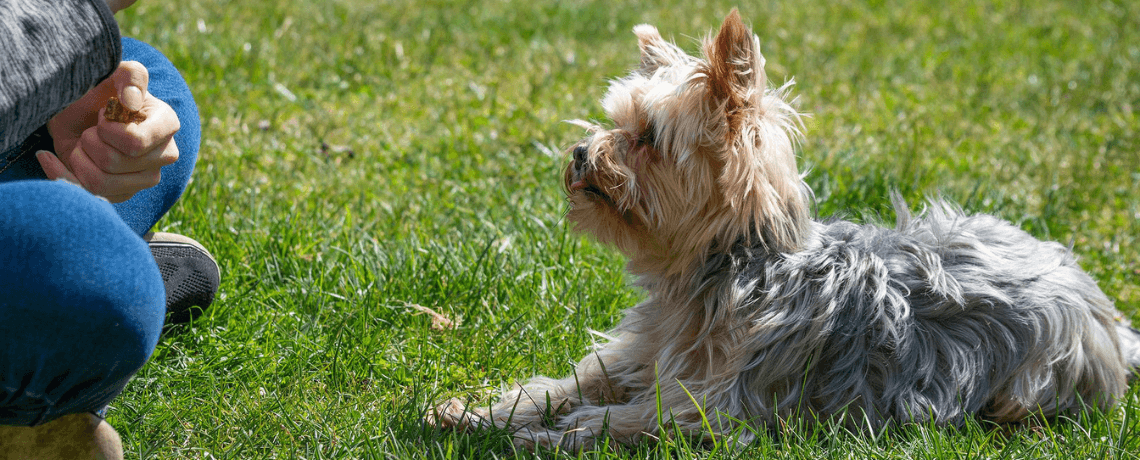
xmin=1117 ymin=323 xmax=1140 ymax=379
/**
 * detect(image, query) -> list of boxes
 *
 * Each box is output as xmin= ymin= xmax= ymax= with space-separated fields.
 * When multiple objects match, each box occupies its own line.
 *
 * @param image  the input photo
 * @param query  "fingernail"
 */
xmin=35 ymin=150 xmax=57 ymax=165
xmin=121 ymin=85 xmax=144 ymax=111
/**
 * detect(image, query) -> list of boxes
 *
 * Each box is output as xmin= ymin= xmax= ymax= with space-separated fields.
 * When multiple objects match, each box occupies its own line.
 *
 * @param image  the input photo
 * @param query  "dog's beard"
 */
xmin=560 ymin=16 xmax=811 ymax=278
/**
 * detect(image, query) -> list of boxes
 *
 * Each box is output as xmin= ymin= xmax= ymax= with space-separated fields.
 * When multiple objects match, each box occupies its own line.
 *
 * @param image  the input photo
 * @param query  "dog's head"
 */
xmin=564 ymin=10 xmax=810 ymax=276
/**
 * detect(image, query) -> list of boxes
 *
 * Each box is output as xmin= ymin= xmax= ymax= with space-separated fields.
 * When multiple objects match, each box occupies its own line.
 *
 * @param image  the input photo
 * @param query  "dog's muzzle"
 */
xmin=573 ymin=144 xmax=588 ymax=169
xmin=569 ymin=144 xmax=589 ymax=191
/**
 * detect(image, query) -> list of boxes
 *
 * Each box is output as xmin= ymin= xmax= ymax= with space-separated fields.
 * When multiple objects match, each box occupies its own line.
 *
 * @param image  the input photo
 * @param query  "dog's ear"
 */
xmin=704 ymin=9 xmax=765 ymax=117
xmin=703 ymin=10 xmax=809 ymax=254
xmin=634 ymin=24 xmax=686 ymax=76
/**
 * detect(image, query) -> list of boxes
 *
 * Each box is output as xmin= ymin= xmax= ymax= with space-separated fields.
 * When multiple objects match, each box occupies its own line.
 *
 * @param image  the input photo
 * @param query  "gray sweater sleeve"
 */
xmin=0 ymin=0 xmax=122 ymax=153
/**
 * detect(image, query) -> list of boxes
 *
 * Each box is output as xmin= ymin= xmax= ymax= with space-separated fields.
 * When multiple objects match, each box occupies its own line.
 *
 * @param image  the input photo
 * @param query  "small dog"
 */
xmin=432 ymin=10 xmax=1140 ymax=450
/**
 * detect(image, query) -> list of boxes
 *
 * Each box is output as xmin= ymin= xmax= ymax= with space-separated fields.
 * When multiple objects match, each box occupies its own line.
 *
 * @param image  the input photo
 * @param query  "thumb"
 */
xmin=109 ymin=61 xmax=150 ymax=112
xmin=46 ymin=61 xmax=148 ymax=136
xmin=35 ymin=150 xmax=83 ymax=187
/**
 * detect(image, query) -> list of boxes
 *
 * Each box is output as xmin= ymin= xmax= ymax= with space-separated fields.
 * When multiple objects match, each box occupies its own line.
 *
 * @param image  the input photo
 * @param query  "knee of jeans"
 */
xmin=0 ymin=181 xmax=166 ymax=361
xmin=73 ymin=275 xmax=166 ymax=370
xmin=0 ymin=183 xmax=165 ymax=425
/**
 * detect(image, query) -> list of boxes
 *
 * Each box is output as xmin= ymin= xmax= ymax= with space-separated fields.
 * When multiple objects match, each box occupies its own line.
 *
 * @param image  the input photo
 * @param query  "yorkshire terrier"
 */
xmin=431 ymin=10 xmax=1140 ymax=450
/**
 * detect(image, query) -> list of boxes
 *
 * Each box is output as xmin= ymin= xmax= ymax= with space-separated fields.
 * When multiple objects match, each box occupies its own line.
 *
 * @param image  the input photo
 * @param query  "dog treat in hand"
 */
xmin=104 ymin=96 xmax=146 ymax=123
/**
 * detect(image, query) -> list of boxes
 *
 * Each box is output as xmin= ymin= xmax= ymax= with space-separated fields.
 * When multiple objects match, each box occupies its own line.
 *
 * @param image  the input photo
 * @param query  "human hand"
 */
xmin=40 ymin=61 xmax=180 ymax=203
xmin=105 ymin=0 xmax=139 ymax=14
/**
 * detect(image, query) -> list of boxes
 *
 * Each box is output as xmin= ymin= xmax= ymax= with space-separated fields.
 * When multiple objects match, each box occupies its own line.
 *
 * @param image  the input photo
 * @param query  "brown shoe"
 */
xmin=145 ymin=232 xmax=221 ymax=324
xmin=0 ymin=413 xmax=123 ymax=460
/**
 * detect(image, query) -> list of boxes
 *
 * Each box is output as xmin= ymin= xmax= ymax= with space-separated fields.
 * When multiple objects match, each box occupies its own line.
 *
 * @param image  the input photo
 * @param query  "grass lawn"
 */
xmin=114 ymin=0 xmax=1138 ymax=457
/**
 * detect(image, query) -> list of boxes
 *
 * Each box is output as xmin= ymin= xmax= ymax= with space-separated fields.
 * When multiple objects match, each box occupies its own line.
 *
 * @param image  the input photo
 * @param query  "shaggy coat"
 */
xmin=432 ymin=10 xmax=1140 ymax=450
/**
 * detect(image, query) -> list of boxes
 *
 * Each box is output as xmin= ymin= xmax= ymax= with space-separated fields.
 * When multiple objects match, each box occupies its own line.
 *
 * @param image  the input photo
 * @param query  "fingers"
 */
xmin=98 ymin=62 xmax=180 ymax=160
xmin=82 ymin=125 xmax=179 ymax=174
xmin=48 ymin=131 xmax=170 ymax=203
xmin=36 ymin=150 xmax=133 ymax=202
xmin=97 ymin=99 xmax=180 ymax=158
xmin=35 ymin=151 xmax=82 ymax=186
xmin=62 ymin=146 xmax=164 ymax=203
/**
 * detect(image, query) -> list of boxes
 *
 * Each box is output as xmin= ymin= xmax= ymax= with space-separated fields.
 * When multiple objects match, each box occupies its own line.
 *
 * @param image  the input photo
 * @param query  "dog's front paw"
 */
xmin=426 ymin=398 xmax=491 ymax=431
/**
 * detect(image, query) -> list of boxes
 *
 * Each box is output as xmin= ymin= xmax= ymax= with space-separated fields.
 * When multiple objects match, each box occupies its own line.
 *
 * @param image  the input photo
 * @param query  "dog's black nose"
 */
xmin=573 ymin=144 xmax=588 ymax=166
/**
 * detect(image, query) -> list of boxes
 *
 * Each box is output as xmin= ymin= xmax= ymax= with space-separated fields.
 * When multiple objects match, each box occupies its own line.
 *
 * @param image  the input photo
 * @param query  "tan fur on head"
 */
xmin=564 ymin=9 xmax=810 ymax=277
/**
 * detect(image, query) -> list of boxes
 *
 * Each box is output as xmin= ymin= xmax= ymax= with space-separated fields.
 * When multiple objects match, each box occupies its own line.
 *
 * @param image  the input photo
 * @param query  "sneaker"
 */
xmin=144 ymin=232 xmax=220 ymax=324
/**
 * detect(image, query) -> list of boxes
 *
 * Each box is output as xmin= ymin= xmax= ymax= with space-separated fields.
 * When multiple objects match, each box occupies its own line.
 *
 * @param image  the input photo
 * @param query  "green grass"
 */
xmin=114 ymin=0 xmax=1138 ymax=457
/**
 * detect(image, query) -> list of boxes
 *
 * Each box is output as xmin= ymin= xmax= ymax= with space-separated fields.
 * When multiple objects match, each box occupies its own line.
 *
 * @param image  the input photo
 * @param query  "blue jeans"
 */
xmin=0 ymin=38 xmax=199 ymax=426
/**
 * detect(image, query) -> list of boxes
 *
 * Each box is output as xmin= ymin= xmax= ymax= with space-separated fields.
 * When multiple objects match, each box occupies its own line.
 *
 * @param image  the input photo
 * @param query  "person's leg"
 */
xmin=113 ymin=37 xmax=201 ymax=236
xmin=0 ymin=180 xmax=166 ymax=427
